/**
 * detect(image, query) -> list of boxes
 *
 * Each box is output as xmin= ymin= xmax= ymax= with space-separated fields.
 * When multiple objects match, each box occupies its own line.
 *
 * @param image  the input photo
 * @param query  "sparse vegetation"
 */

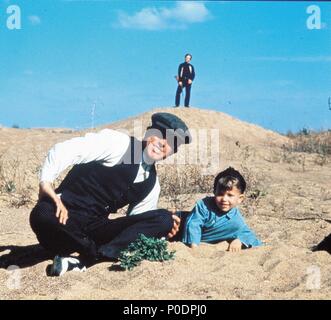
xmin=283 ymin=129 xmax=331 ymax=169
xmin=0 ymin=152 xmax=35 ymax=207
xmin=285 ymin=129 xmax=331 ymax=156
xmin=234 ymin=141 xmax=268 ymax=215
xmin=239 ymin=164 xmax=267 ymax=216
xmin=158 ymin=164 xmax=214 ymax=209
xmin=264 ymin=129 xmax=330 ymax=170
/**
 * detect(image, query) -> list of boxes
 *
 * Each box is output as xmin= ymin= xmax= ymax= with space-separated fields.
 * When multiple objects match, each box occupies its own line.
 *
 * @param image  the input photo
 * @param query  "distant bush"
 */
xmin=158 ymin=162 xmax=267 ymax=216
xmin=158 ymin=164 xmax=214 ymax=209
xmin=0 ymin=152 xmax=34 ymax=207
xmin=298 ymin=127 xmax=310 ymax=136
xmin=12 ymin=124 xmax=20 ymax=129
xmin=285 ymin=129 xmax=331 ymax=155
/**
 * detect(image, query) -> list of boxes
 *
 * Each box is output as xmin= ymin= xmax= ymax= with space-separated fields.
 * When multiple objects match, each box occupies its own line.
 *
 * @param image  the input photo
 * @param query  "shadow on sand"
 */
xmin=0 ymin=244 xmax=52 ymax=269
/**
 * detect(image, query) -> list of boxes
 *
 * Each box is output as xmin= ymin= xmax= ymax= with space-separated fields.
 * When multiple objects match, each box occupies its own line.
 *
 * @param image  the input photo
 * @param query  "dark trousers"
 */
xmin=313 ymin=233 xmax=331 ymax=254
xmin=175 ymin=81 xmax=192 ymax=107
xmin=29 ymin=198 xmax=173 ymax=260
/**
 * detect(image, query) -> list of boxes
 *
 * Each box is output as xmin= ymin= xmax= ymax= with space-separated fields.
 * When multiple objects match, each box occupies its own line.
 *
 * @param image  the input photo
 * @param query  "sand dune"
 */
xmin=0 ymin=107 xmax=330 ymax=299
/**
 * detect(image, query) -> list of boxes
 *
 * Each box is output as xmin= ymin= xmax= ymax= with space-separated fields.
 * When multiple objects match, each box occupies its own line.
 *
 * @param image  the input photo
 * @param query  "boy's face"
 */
xmin=214 ymin=186 xmax=244 ymax=213
xmin=185 ymin=55 xmax=192 ymax=63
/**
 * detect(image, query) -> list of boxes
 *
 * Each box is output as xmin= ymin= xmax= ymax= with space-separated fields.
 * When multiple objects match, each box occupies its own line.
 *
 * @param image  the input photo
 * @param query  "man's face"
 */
xmin=185 ymin=55 xmax=192 ymax=63
xmin=214 ymin=186 xmax=244 ymax=213
xmin=145 ymin=136 xmax=173 ymax=162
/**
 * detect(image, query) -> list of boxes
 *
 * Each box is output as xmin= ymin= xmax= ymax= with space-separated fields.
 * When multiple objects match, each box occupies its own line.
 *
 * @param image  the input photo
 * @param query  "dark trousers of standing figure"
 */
xmin=175 ymin=80 xmax=191 ymax=107
xmin=30 ymin=197 xmax=173 ymax=262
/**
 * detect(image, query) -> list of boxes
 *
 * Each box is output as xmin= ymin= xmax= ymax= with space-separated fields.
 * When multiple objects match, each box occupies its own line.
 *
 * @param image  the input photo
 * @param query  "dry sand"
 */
xmin=0 ymin=107 xmax=330 ymax=299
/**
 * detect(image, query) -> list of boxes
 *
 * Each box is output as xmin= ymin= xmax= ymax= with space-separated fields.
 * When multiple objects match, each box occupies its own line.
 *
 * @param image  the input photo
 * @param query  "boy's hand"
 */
xmin=228 ymin=239 xmax=242 ymax=252
xmin=188 ymin=79 xmax=192 ymax=85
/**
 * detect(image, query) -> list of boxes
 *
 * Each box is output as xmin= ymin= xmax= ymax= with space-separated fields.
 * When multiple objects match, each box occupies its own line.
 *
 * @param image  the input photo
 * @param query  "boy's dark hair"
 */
xmin=185 ymin=53 xmax=192 ymax=59
xmin=213 ymin=167 xmax=246 ymax=195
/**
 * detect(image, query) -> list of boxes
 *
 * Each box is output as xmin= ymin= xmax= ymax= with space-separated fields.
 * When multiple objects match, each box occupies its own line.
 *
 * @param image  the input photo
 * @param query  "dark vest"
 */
xmin=55 ymin=137 xmax=156 ymax=216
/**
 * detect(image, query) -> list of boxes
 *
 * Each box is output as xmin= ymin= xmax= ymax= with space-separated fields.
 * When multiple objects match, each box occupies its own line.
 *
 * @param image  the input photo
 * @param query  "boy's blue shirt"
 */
xmin=182 ymin=197 xmax=262 ymax=247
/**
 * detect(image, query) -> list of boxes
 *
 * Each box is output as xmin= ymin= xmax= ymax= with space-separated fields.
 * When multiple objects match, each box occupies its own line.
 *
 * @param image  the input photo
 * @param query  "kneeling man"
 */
xmin=30 ymin=112 xmax=191 ymax=276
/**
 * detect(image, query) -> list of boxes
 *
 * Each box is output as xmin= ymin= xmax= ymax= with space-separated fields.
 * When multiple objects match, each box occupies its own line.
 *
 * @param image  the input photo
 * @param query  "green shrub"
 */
xmin=119 ymin=234 xmax=175 ymax=271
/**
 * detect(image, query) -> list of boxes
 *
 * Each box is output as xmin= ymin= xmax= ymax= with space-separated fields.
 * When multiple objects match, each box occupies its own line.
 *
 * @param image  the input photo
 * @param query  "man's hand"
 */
xmin=188 ymin=79 xmax=192 ymax=85
xmin=167 ymin=211 xmax=181 ymax=239
xmin=55 ymin=198 xmax=69 ymax=225
xmin=228 ymin=239 xmax=242 ymax=252
xmin=178 ymin=81 xmax=183 ymax=87
xmin=39 ymin=181 xmax=69 ymax=225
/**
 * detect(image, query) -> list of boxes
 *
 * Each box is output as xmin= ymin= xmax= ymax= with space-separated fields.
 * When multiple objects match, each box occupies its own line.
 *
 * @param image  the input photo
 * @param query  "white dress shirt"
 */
xmin=40 ymin=129 xmax=160 ymax=216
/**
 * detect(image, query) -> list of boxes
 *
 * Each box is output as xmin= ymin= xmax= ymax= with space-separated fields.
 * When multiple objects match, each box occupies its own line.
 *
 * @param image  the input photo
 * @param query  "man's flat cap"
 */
xmin=149 ymin=112 xmax=192 ymax=145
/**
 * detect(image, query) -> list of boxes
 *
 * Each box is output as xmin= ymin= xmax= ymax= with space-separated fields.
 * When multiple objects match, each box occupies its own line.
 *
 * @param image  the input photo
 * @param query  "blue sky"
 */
xmin=0 ymin=0 xmax=330 ymax=133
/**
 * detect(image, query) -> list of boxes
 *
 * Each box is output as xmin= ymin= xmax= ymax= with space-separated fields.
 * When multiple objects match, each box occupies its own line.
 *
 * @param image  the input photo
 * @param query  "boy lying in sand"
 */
xmin=179 ymin=167 xmax=262 ymax=251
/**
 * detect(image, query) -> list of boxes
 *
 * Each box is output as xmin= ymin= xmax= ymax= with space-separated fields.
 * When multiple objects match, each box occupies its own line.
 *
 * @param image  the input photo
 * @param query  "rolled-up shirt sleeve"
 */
xmin=182 ymin=200 xmax=207 ymax=245
xmin=39 ymin=129 xmax=130 ymax=183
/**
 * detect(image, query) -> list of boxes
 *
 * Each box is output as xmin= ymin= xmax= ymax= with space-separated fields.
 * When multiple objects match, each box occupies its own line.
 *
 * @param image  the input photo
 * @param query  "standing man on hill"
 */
xmin=30 ymin=112 xmax=192 ymax=276
xmin=175 ymin=53 xmax=195 ymax=108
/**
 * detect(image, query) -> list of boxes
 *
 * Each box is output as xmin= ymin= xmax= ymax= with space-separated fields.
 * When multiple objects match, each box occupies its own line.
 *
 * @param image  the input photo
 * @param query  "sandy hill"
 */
xmin=0 ymin=107 xmax=330 ymax=300
xmin=0 ymin=106 xmax=288 ymax=158
xmin=100 ymin=107 xmax=288 ymax=146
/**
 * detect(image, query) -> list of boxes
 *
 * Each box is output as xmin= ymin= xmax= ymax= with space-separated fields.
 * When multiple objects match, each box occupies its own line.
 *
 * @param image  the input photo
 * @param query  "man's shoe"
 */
xmin=49 ymin=255 xmax=87 ymax=277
